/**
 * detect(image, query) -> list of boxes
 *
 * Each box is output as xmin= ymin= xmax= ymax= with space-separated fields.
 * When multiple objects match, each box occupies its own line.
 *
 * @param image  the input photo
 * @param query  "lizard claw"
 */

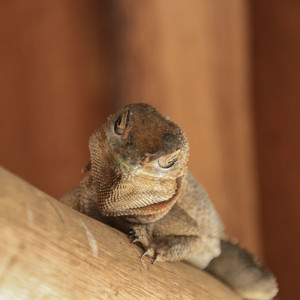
xmin=152 ymin=254 xmax=160 ymax=265
xmin=140 ymin=249 xmax=150 ymax=259
xmin=131 ymin=236 xmax=140 ymax=243
xmin=128 ymin=229 xmax=135 ymax=237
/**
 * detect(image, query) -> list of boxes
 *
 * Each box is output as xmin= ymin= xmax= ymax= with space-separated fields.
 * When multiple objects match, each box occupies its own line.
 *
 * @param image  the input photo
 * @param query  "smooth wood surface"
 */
xmin=0 ymin=166 xmax=241 ymax=300
xmin=0 ymin=0 xmax=113 ymax=198
xmin=252 ymin=1 xmax=300 ymax=298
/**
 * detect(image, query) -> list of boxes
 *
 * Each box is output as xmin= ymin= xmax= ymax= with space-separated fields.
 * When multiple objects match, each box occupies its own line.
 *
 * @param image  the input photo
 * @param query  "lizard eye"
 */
xmin=114 ymin=111 xmax=129 ymax=135
xmin=158 ymin=150 xmax=180 ymax=169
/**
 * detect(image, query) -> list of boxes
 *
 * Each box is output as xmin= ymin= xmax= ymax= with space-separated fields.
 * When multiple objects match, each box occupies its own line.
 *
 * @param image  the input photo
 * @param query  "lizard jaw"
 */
xmin=96 ymin=175 xmax=185 ymax=223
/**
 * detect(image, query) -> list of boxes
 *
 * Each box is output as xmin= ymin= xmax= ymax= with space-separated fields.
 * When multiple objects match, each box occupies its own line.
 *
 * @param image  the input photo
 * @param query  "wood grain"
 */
xmin=0 ymin=0 xmax=113 ymax=198
xmin=0 ymin=166 xmax=241 ymax=300
xmin=111 ymin=0 xmax=262 ymax=256
xmin=252 ymin=1 xmax=300 ymax=298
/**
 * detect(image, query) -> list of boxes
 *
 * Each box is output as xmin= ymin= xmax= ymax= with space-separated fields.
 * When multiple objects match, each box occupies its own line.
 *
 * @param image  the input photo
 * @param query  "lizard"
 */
xmin=60 ymin=103 xmax=278 ymax=300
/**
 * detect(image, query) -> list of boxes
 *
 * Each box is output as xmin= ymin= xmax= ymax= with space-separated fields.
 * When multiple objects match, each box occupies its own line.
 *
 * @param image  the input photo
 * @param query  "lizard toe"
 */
xmin=130 ymin=236 xmax=140 ymax=243
xmin=140 ymin=249 xmax=150 ymax=259
xmin=140 ymin=247 xmax=155 ymax=259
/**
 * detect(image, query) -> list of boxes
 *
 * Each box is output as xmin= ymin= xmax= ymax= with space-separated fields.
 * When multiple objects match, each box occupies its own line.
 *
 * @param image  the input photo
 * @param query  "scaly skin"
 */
xmin=60 ymin=103 xmax=278 ymax=300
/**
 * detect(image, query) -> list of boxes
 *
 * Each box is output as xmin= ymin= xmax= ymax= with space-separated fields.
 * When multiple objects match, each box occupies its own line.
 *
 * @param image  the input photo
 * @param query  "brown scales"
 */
xmin=61 ymin=103 xmax=278 ymax=300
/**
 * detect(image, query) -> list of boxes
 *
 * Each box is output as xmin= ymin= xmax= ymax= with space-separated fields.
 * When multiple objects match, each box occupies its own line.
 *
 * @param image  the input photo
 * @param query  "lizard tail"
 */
xmin=205 ymin=240 xmax=278 ymax=300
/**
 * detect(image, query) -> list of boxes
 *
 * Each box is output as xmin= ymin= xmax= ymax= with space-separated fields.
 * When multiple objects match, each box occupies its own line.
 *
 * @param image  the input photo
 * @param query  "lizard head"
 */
xmin=88 ymin=103 xmax=189 ymax=221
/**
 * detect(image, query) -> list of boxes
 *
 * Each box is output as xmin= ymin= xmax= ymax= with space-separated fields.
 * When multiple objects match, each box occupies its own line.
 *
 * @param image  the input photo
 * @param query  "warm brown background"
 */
xmin=0 ymin=1 xmax=299 ymax=299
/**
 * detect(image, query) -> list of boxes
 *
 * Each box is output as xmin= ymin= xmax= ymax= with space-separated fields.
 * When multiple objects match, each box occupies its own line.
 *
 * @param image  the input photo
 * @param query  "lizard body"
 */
xmin=61 ymin=103 xmax=278 ymax=300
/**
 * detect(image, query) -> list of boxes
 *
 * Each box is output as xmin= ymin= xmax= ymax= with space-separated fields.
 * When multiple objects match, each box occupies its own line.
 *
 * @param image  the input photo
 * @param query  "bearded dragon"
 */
xmin=60 ymin=103 xmax=278 ymax=300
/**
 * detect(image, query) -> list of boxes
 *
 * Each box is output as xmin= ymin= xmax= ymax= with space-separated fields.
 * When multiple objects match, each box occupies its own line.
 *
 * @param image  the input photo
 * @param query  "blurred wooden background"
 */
xmin=0 ymin=1 xmax=299 ymax=299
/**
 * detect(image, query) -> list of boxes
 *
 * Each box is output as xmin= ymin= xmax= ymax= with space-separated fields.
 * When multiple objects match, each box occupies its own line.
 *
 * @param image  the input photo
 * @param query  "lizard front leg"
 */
xmin=129 ymin=224 xmax=220 ymax=266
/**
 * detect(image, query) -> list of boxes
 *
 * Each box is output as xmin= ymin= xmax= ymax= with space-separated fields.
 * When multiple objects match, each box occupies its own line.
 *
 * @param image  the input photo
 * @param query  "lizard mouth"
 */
xmin=96 ymin=175 xmax=184 ymax=220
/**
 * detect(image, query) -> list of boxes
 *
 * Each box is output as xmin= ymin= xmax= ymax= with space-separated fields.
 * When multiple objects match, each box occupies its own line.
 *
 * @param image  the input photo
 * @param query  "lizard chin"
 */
xmin=97 ymin=175 xmax=185 ymax=223
xmin=92 ymin=165 xmax=185 ymax=222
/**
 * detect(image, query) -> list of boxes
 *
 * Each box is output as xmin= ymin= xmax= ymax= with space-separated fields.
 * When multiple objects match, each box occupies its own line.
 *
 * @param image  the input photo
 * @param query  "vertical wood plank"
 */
xmin=111 ymin=0 xmax=262 ymax=255
xmin=0 ymin=1 xmax=113 ymax=198
xmin=252 ymin=1 xmax=300 ymax=298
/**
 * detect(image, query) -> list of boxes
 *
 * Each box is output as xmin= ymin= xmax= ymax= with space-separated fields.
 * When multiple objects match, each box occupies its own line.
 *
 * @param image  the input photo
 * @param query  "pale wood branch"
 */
xmin=0 ymin=166 xmax=240 ymax=300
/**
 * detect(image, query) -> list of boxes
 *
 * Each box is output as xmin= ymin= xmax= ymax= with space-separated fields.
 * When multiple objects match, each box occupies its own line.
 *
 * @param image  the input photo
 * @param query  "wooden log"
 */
xmin=0 ymin=166 xmax=241 ymax=299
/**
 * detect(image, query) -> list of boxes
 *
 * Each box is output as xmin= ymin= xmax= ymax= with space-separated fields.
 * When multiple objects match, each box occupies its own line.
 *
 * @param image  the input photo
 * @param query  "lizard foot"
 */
xmin=127 ymin=226 xmax=161 ymax=263
xmin=128 ymin=229 xmax=143 ymax=244
xmin=137 ymin=239 xmax=176 ymax=263
xmin=140 ymin=248 xmax=160 ymax=264
xmin=127 ymin=225 xmax=150 ymax=246
xmin=137 ymin=235 xmax=205 ymax=263
xmin=127 ymin=226 xmax=191 ymax=263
